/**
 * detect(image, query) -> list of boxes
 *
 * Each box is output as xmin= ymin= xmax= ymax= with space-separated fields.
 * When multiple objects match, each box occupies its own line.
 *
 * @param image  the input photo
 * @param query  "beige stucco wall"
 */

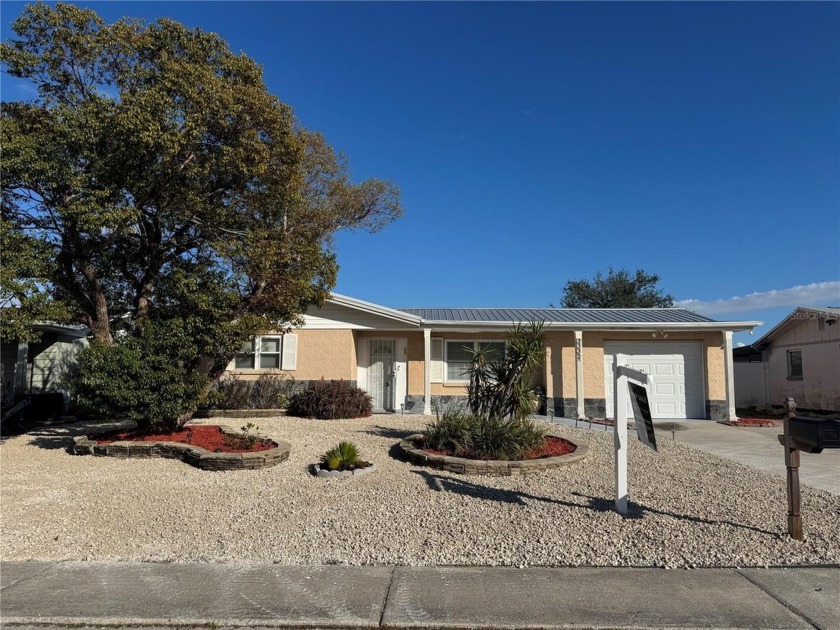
xmin=226 ymin=329 xmax=356 ymax=382
xmin=551 ymin=331 xmax=726 ymax=401
xmin=765 ymin=315 xmax=840 ymax=410
xmin=223 ymin=326 xmax=730 ymax=408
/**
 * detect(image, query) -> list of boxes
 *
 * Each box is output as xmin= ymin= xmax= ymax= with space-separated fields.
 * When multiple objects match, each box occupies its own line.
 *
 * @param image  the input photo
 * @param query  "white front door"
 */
xmin=604 ymin=341 xmax=705 ymax=419
xmin=369 ymin=339 xmax=396 ymax=411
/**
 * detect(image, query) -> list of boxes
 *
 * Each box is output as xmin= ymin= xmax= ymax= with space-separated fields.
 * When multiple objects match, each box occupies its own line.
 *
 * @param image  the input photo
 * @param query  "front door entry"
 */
xmin=369 ymin=339 xmax=396 ymax=411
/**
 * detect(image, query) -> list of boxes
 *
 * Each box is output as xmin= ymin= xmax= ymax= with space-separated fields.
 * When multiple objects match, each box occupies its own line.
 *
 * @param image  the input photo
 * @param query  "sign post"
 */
xmin=612 ymin=354 xmax=655 ymax=515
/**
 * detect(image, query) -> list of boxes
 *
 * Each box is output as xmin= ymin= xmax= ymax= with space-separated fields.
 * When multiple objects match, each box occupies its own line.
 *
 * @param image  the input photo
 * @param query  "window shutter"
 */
xmin=431 ymin=338 xmax=443 ymax=382
xmin=282 ymin=333 xmax=298 ymax=370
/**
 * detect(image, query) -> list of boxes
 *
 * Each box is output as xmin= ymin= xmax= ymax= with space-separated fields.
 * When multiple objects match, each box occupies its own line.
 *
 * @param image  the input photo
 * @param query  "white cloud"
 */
xmin=676 ymin=281 xmax=840 ymax=315
xmin=736 ymin=342 xmax=746 ymax=347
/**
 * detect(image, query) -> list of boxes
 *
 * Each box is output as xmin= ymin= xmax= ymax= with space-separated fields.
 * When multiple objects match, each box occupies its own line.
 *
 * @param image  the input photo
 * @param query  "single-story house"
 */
xmin=1 ymin=322 xmax=89 ymax=408
xmin=734 ymin=307 xmax=840 ymax=411
xmin=225 ymin=294 xmax=761 ymax=420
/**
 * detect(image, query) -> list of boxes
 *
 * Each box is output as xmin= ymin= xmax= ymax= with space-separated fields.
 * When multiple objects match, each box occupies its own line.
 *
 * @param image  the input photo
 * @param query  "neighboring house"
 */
xmin=225 ymin=294 xmax=761 ymax=420
xmin=734 ymin=307 xmax=840 ymax=411
xmin=1 ymin=323 xmax=89 ymax=406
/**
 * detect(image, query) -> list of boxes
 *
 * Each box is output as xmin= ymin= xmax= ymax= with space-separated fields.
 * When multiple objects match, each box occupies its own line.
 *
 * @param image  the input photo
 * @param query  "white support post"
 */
xmin=574 ymin=330 xmax=585 ymax=419
xmin=613 ymin=353 xmax=628 ymax=515
xmin=723 ymin=330 xmax=737 ymax=421
xmin=423 ymin=328 xmax=432 ymax=415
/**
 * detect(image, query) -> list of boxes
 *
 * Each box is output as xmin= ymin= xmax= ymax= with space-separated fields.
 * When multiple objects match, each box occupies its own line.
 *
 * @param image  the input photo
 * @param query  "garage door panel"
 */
xmin=604 ymin=342 xmax=705 ymax=420
xmin=655 ymin=382 xmax=675 ymax=396
xmin=657 ymin=402 xmax=678 ymax=416
xmin=655 ymin=364 xmax=675 ymax=376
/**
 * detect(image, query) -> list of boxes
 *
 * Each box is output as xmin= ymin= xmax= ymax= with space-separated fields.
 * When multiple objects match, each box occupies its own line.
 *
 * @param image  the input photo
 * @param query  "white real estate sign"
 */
xmin=613 ymin=354 xmax=657 ymax=515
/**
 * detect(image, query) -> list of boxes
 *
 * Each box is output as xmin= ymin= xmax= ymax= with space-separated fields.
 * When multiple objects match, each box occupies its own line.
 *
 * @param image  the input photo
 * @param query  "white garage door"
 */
xmin=604 ymin=342 xmax=705 ymax=419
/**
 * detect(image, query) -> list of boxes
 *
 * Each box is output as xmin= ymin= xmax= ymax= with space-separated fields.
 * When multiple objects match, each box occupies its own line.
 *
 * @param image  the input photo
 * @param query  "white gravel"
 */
xmin=1 ymin=415 xmax=838 ymax=568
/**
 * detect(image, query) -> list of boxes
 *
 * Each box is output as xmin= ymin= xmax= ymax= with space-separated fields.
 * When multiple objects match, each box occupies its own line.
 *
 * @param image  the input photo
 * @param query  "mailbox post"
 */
xmin=778 ymin=397 xmax=840 ymax=540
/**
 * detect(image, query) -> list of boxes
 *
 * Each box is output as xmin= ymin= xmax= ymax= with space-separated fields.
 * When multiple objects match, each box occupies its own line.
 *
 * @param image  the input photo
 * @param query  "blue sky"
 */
xmin=2 ymin=2 xmax=838 ymax=345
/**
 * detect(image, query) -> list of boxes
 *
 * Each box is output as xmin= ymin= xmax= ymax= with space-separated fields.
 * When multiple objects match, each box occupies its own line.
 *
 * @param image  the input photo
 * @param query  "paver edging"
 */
xmin=73 ymin=424 xmax=291 ymax=471
xmin=397 ymin=433 xmax=589 ymax=476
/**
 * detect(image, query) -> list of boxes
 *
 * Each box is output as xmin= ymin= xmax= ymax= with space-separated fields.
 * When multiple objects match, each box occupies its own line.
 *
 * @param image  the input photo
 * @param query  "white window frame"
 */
xmin=234 ymin=334 xmax=297 ymax=371
xmin=786 ymin=349 xmax=803 ymax=380
xmin=443 ymin=339 xmax=506 ymax=383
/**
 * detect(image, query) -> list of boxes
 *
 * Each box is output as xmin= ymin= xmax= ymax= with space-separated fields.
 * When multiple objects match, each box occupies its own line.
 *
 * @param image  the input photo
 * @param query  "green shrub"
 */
xmin=206 ymin=374 xmax=293 ymax=409
xmin=424 ymin=409 xmax=547 ymax=460
xmin=287 ymin=379 xmax=372 ymax=419
xmin=71 ymin=320 xmax=208 ymax=434
xmin=320 ymin=441 xmax=368 ymax=471
xmin=423 ymin=321 xmax=549 ymax=460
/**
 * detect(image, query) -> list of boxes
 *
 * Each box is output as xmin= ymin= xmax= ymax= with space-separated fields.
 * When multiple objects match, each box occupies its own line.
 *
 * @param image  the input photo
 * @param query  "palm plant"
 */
xmin=320 ymin=441 xmax=364 ymax=471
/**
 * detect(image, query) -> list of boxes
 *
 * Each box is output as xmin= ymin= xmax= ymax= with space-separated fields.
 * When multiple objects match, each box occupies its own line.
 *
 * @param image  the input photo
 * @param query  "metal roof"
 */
xmin=396 ymin=307 xmax=718 ymax=324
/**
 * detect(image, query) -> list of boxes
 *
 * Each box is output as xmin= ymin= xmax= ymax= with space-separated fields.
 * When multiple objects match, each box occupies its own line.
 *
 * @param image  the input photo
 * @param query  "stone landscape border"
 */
xmin=194 ymin=409 xmax=287 ymax=418
xmin=398 ymin=433 xmax=589 ymax=476
xmin=311 ymin=463 xmax=378 ymax=478
xmin=73 ymin=424 xmax=291 ymax=471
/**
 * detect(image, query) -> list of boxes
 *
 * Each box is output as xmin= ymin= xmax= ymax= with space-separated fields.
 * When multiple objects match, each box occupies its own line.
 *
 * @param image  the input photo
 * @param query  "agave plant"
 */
xmin=320 ymin=441 xmax=363 ymax=471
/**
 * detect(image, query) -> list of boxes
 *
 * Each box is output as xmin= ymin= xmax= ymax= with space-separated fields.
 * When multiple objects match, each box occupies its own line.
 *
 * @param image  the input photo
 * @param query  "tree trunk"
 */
xmin=80 ymin=263 xmax=112 ymax=345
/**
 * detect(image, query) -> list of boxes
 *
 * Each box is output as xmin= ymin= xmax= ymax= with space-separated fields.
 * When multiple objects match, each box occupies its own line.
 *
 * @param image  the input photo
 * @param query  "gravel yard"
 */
xmin=1 ymin=415 xmax=838 ymax=568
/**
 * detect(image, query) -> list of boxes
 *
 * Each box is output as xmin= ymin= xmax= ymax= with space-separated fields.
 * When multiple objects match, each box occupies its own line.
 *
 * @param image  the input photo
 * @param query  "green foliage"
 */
xmin=467 ymin=322 xmax=546 ymax=422
xmin=205 ymin=374 xmax=293 ymax=410
xmin=560 ymin=268 xmax=675 ymax=308
xmin=287 ymin=379 xmax=373 ymax=419
xmin=223 ymin=422 xmax=263 ymax=449
xmin=1 ymin=2 xmax=401 ymax=428
xmin=71 ymin=320 xmax=209 ymax=433
xmin=320 ymin=441 xmax=364 ymax=471
xmin=0 ymin=218 xmax=70 ymax=343
xmin=424 ymin=409 xmax=547 ymax=461
xmin=424 ymin=322 xmax=548 ymax=460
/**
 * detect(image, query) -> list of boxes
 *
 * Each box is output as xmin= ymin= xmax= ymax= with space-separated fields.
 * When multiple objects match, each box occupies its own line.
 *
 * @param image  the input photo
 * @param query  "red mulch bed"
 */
xmin=423 ymin=436 xmax=577 ymax=460
xmin=91 ymin=425 xmax=277 ymax=453
xmin=719 ymin=417 xmax=782 ymax=428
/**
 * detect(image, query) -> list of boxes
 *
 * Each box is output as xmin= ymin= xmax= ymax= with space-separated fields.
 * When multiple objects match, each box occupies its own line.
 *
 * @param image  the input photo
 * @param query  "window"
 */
xmin=234 ymin=334 xmax=297 ymax=370
xmin=787 ymin=350 xmax=802 ymax=379
xmin=444 ymin=340 xmax=505 ymax=382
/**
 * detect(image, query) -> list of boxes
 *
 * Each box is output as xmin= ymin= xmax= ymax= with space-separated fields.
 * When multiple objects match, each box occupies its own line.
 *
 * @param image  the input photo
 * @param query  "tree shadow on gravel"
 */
xmin=25 ymin=420 xmax=126 ymax=453
xmin=411 ymin=470 xmax=592 ymax=508
xmin=411 ymin=471 xmax=781 ymax=535
xmin=363 ymin=425 xmax=420 ymax=440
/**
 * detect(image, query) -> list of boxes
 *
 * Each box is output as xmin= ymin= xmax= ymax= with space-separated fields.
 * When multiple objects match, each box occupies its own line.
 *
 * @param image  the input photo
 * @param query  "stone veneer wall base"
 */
xmin=706 ymin=400 xmax=727 ymax=421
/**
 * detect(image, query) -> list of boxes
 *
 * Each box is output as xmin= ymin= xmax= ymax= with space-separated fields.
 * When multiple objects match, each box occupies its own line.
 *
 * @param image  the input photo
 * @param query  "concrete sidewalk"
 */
xmin=2 ymin=561 xmax=838 ymax=630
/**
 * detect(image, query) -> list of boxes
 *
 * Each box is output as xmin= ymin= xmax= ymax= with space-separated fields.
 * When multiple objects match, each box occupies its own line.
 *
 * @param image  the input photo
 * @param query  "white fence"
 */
xmin=734 ymin=362 xmax=770 ymax=407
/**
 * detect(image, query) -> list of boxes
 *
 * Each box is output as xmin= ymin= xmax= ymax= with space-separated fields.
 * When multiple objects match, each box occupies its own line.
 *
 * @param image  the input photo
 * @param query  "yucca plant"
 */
xmin=423 ymin=321 xmax=549 ymax=461
xmin=467 ymin=321 xmax=546 ymax=422
xmin=320 ymin=441 xmax=370 ymax=471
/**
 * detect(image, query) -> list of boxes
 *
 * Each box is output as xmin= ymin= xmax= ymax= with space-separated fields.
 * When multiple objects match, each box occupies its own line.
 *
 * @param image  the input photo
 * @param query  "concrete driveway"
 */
xmin=658 ymin=420 xmax=840 ymax=495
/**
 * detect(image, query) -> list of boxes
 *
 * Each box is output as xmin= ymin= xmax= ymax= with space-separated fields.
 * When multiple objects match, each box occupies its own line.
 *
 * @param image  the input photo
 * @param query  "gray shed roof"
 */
xmin=396 ymin=307 xmax=717 ymax=324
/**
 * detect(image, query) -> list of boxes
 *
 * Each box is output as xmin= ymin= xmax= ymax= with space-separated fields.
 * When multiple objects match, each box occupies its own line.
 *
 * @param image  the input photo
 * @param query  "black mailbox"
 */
xmin=787 ymin=416 xmax=840 ymax=450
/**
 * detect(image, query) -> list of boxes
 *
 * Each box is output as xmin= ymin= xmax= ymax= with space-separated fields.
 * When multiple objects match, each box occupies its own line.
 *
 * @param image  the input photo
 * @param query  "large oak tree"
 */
xmin=559 ymin=268 xmax=675 ymax=309
xmin=1 ymin=3 xmax=401 ymax=376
